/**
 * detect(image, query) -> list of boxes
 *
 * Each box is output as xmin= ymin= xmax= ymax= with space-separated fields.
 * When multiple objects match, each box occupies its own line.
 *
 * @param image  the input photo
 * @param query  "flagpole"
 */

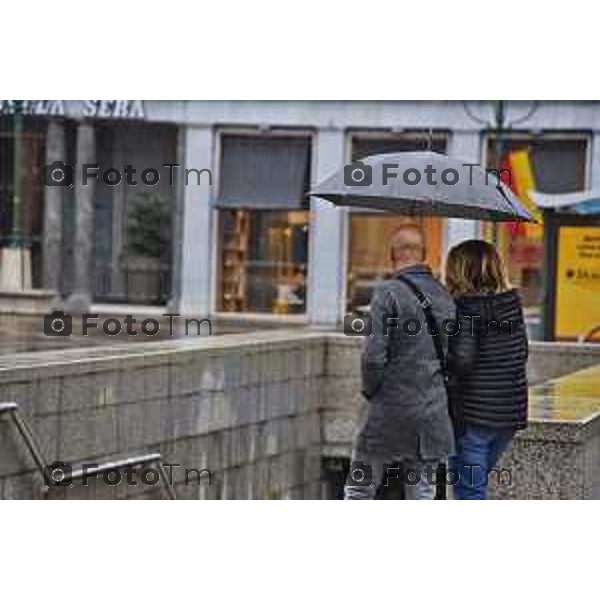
xmin=492 ymin=100 xmax=506 ymax=246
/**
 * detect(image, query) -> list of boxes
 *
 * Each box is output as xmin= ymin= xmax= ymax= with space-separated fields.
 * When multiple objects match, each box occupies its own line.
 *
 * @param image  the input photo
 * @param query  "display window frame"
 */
xmin=212 ymin=127 xmax=315 ymax=320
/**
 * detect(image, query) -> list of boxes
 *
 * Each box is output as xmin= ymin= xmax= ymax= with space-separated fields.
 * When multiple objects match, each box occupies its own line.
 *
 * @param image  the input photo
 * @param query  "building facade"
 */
xmin=1 ymin=100 xmax=599 ymax=329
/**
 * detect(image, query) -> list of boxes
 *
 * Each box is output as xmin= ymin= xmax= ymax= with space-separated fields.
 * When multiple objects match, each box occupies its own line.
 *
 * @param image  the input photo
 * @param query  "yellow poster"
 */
xmin=555 ymin=227 xmax=600 ymax=340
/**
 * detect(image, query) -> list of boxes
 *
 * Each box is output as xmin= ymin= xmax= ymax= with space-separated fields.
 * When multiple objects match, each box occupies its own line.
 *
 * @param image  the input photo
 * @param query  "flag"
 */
xmin=499 ymin=148 xmax=543 ymax=239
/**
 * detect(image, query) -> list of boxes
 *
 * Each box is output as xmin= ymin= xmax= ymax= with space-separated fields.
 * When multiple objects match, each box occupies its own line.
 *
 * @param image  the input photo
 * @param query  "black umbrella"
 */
xmin=309 ymin=151 xmax=535 ymax=222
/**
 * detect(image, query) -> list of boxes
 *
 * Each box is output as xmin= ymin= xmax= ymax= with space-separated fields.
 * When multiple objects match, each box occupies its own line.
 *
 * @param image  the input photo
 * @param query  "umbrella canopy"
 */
xmin=309 ymin=151 xmax=535 ymax=222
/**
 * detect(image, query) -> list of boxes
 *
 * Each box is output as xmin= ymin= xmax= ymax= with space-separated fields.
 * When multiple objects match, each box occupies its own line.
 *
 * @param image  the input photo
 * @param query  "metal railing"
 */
xmin=578 ymin=324 xmax=600 ymax=343
xmin=0 ymin=401 xmax=47 ymax=476
xmin=0 ymin=402 xmax=177 ymax=500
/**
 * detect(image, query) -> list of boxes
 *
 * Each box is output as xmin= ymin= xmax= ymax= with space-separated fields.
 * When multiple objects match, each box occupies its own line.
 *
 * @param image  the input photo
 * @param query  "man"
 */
xmin=344 ymin=224 xmax=456 ymax=500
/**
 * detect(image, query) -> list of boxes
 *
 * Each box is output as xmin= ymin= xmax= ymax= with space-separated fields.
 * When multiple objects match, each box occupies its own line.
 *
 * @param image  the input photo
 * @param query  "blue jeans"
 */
xmin=449 ymin=425 xmax=514 ymax=500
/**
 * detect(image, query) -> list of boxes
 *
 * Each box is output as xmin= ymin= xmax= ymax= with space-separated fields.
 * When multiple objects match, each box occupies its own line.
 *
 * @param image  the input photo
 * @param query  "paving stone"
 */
xmin=62 ymin=372 xmax=116 ymax=412
xmin=199 ymin=359 xmax=225 ymax=392
xmin=142 ymin=366 xmax=170 ymax=400
xmin=32 ymin=376 xmax=62 ymax=415
xmin=1 ymin=472 xmax=42 ymax=499
xmin=0 ymin=419 xmax=29 ymax=477
xmin=169 ymin=358 xmax=203 ymax=396
xmin=58 ymin=406 xmax=118 ymax=462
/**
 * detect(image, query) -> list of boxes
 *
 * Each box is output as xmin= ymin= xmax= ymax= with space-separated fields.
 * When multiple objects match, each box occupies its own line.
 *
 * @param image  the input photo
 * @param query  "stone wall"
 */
xmin=0 ymin=331 xmax=325 ymax=500
xmin=321 ymin=336 xmax=362 ymax=458
xmin=1 ymin=331 xmax=600 ymax=499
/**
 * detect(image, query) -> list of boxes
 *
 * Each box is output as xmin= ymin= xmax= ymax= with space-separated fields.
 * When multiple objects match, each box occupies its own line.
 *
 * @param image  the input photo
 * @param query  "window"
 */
xmin=217 ymin=134 xmax=311 ymax=314
xmin=92 ymin=122 xmax=178 ymax=305
xmin=346 ymin=132 xmax=447 ymax=312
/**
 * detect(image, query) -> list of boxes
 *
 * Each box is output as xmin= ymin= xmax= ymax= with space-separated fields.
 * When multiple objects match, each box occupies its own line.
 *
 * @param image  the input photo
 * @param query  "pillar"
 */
xmin=307 ymin=128 xmax=347 ymax=326
xmin=42 ymin=119 xmax=66 ymax=292
xmin=64 ymin=122 xmax=96 ymax=313
xmin=110 ymin=131 xmax=126 ymax=298
xmin=170 ymin=125 xmax=214 ymax=316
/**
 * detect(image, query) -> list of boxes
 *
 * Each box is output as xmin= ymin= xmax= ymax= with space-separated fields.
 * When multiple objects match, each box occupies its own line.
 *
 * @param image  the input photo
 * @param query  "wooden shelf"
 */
xmin=220 ymin=210 xmax=250 ymax=312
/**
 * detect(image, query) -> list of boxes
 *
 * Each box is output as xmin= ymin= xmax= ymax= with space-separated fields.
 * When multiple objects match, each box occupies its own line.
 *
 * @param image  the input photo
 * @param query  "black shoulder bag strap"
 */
xmin=395 ymin=273 xmax=449 ymax=500
xmin=395 ymin=273 xmax=449 ymax=389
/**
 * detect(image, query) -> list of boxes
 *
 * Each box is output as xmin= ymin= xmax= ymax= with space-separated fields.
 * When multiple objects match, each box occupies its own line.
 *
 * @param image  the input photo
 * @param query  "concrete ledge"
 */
xmin=0 ymin=290 xmax=58 ymax=316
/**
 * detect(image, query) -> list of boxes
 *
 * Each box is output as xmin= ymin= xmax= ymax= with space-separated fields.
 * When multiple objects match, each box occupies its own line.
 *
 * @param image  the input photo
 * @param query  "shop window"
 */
xmin=346 ymin=133 xmax=447 ymax=312
xmin=219 ymin=209 xmax=309 ymax=313
xmin=217 ymin=134 xmax=311 ymax=314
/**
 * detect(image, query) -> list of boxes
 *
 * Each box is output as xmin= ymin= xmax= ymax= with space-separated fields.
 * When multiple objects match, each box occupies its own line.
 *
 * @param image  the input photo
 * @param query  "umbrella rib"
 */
xmin=495 ymin=183 xmax=524 ymax=217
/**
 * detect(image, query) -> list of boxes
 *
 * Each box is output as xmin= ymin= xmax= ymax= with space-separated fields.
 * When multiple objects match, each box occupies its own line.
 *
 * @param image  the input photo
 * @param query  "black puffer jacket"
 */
xmin=447 ymin=288 xmax=528 ymax=430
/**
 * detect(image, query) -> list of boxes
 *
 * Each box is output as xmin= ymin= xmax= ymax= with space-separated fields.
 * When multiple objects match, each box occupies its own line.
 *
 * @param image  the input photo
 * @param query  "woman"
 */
xmin=445 ymin=240 xmax=528 ymax=500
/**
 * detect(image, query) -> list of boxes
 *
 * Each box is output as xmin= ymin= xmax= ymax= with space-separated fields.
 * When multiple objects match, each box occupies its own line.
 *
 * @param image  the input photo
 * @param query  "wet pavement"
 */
xmin=529 ymin=363 xmax=600 ymax=421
